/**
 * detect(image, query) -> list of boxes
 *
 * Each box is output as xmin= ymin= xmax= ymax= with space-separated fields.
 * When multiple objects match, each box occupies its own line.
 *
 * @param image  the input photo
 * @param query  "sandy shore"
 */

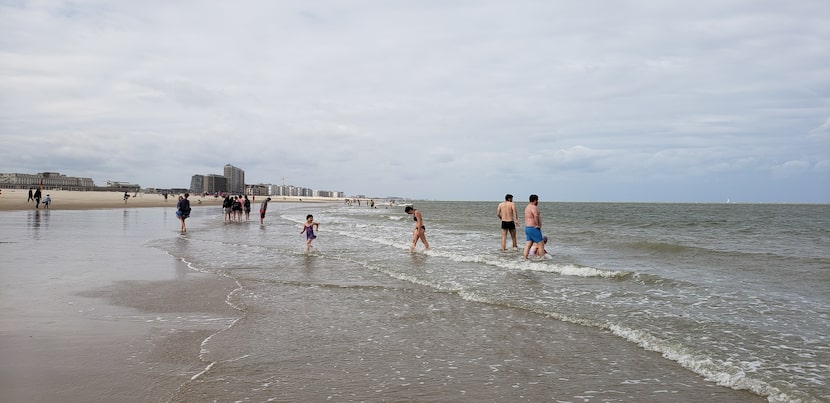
xmin=0 ymin=189 xmax=342 ymax=211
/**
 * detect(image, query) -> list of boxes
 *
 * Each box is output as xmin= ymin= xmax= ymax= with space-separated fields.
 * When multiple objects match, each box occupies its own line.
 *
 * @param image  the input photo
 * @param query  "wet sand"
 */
xmin=0 ymin=252 xmax=240 ymax=403
xmin=0 ymin=208 xmax=242 ymax=402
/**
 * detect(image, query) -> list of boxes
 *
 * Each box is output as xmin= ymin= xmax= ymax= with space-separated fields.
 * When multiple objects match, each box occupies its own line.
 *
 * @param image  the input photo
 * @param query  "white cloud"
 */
xmin=1 ymin=0 xmax=828 ymax=202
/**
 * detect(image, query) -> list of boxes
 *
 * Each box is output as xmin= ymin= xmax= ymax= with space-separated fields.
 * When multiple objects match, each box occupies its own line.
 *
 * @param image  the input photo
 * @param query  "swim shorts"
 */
xmin=525 ymin=226 xmax=543 ymax=243
xmin=501 ymin=221 xmax=516 ymax=230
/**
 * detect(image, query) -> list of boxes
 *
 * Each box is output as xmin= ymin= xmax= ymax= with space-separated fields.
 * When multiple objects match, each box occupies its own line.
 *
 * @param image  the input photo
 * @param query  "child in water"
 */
xmin=301 ymin=214 xmax=320 ymax=252
xmin=529 ymin=236 xmax=549 ymax=258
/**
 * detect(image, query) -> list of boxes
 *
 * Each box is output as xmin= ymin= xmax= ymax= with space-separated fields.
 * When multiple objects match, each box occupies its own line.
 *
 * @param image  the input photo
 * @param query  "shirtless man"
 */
xmin=522 ymin=194 xmax=547 ymax=259
xmin=497 ymin=194 xmax=519 ymax=251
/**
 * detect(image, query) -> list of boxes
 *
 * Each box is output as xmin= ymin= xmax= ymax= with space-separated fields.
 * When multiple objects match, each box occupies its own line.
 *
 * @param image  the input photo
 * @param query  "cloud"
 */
xmin=1 ymin=0 xmax=828 ymax=202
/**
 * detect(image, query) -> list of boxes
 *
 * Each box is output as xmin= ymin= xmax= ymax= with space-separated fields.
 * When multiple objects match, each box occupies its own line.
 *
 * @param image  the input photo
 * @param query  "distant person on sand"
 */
xmin=497 ymin=193 xmax=520 ymax=251
xmin=244 ymin=195 xmax=251 ymax=221
xmin=176 ymin=193 xmax=191 ymax=233
xmin=33 ymin=188 xmax=42 ymax=208
xmin=522 ymin=194 xmax=547 ymax=260
xmin=43 ymin=194 xmax=51 ymax=209
xmin=123 ymin=192 xmax=129 ymax=204
xmin=405 ymin=206 xmax=430 ymax=252
xmin=301 ymin=214 xmax=319 ymax=252
xmin=259 ymin=197 xmax=271 ymax=224
xmin=28 ymin=188 xmax=33 ymax=203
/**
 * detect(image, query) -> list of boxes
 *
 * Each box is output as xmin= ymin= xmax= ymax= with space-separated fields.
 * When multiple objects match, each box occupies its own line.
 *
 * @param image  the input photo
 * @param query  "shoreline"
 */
xmin=0 ymin=189 xmax=343 ymax=211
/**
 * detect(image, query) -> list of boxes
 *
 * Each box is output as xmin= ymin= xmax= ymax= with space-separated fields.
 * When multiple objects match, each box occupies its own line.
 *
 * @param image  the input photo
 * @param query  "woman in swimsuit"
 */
xmin=301 ymin=214 xmax=320 ymax=252
xmin=404 ymin=206 xmax=430 ymax=252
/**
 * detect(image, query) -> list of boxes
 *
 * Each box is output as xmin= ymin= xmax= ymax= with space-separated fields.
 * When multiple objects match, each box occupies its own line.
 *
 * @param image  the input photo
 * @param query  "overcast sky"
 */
xmin=1 ymin=1 xmax=828 ymax=202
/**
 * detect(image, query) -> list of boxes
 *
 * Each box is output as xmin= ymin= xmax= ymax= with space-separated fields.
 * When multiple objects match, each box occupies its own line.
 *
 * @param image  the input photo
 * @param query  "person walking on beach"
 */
xmin=522 ymin=194 xmax=547 ymax=260
xmin=405 ymin=206 xmax=430 ymax=252
xmin=33 ymin=188 xmax=42 ymax=208
xmin=301 ymin=214 xmax=320 ymax=252
xmin=27 ymin=188 xmax=33 ymax=203
xmin=497 ymin=193 xmax=520 ymax=251
xmin=123 ymin=191 xmax=129 ymax=204
xmin=43 ymin=194 xmax=51 ymax=209
xmin=259 ymin=197 xmax=271 ymax=224
xmin=176 ymin=193 xmax=191 ymax=233
xmin=243 ymin=195 xmax=251 ymax=221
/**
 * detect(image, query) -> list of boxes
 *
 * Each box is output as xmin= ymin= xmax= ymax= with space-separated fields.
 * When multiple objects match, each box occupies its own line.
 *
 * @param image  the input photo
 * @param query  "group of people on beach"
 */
xmin=27 ymin=188 xmax=50 ymax=209
xmin=181 ymin=192 xmax=547 ymax=258
xmin=222 ymin=194 xmax=252 ymax=223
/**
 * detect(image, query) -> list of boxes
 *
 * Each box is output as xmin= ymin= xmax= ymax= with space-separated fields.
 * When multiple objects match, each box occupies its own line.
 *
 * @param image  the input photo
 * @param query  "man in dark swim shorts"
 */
xmin=497 ymin=194 xmax=519 ymax=251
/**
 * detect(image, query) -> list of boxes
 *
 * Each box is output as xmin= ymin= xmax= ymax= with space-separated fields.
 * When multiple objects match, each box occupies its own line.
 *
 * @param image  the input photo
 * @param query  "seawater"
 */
xmin=152 ymin=201 xmax=829 ymax=402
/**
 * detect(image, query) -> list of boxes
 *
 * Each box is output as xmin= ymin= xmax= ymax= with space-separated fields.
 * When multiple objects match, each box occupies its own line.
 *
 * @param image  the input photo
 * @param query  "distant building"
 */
xmin=224 ymin=164 xmax=245 ymax=195
xmin=190 ymin=172 xmax=231 ymax=195
xmin=106 ymin=180 xmax=140 ymax=190
xmin=188 ymin=164 xmax=343 ymax=198
xmin=190 ymin=175 xmax=205 ymax=194
xmin=247 ymin=184 xmax=269 ymax=196
xmin=318 ymin=190 xmax=346 ymax=198
xmin=205 ymin=174 xmax=228 ymax=194
xmin=0 ymin=172 xmax=95 ymax=190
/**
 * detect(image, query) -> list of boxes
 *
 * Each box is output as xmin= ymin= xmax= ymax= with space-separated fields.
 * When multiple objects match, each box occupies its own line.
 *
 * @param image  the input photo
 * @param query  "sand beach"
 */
xmin=0 ymin=189 xmax=342 ymax=211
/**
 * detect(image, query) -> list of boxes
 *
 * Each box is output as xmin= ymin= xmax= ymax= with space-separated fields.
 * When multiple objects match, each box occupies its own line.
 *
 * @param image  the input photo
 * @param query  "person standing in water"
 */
xmin=243 ymin=195 xmax=252 ymax=222
xmin=259 ymin=197 xmax=271 ymax=225
xmin=522 ymin=194 xmax=547 ymax=260
xmin=301 ymin=214 xmax=320 ymax=252
xmin=176 ymin=193 xmax=191 ymax=233
xmin=497 ymin=193 xmax=520 ymax=251
xmin=405 ymin=206 xmax=430 ymax=252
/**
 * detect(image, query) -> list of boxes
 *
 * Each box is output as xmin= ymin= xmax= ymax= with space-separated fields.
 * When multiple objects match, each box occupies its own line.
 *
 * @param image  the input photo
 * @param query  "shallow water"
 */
xmin=1 ymin=202 xmax=825 ymax=401
xmin=154 ymin=201 xmax=827 ymax=401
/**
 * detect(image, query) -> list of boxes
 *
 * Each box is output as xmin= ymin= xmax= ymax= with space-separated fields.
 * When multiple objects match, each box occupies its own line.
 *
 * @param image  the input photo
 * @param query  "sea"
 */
xmin=3 ymin=201 xmax=828 ymax=402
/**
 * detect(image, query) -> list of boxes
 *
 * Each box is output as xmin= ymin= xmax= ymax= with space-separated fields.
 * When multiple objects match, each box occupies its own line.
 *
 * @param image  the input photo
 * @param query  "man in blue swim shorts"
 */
xmin=522 ymin=194 xmax=547 ymax=259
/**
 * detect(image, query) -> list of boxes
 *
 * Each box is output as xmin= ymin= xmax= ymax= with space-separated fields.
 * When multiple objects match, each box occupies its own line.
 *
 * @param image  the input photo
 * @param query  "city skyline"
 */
xmin=189 ymin=163 xmax=346 ymax=198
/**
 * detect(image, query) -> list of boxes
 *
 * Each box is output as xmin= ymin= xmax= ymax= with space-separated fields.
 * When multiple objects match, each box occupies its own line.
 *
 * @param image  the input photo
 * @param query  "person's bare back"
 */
xmin=524 ymin=203 xmax=540 ymax=227
xmin=497 ymin=201 xmax=517 ymax=222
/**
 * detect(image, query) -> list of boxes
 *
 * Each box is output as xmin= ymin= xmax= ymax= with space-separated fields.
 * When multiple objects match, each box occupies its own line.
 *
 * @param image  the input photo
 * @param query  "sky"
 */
xmin=1 ymin=1 xmax=828 ymax=203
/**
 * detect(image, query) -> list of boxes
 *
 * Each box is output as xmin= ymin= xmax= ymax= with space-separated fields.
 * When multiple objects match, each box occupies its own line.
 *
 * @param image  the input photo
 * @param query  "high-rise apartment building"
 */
xmin=224 ymin=164 xmax=245 ymax=194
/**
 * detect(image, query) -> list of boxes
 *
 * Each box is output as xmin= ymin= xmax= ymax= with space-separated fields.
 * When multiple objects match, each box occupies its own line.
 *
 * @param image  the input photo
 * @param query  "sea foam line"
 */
xmin=159 ymin=251 xmax=249 ymax=384
xmin=460 ymin=286 xmax=804 ymax=403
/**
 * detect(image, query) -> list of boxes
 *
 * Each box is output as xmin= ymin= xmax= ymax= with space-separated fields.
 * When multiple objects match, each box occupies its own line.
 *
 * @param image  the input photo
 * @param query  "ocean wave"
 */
xmin=459 ymin=287 xmax=808 ymax=403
